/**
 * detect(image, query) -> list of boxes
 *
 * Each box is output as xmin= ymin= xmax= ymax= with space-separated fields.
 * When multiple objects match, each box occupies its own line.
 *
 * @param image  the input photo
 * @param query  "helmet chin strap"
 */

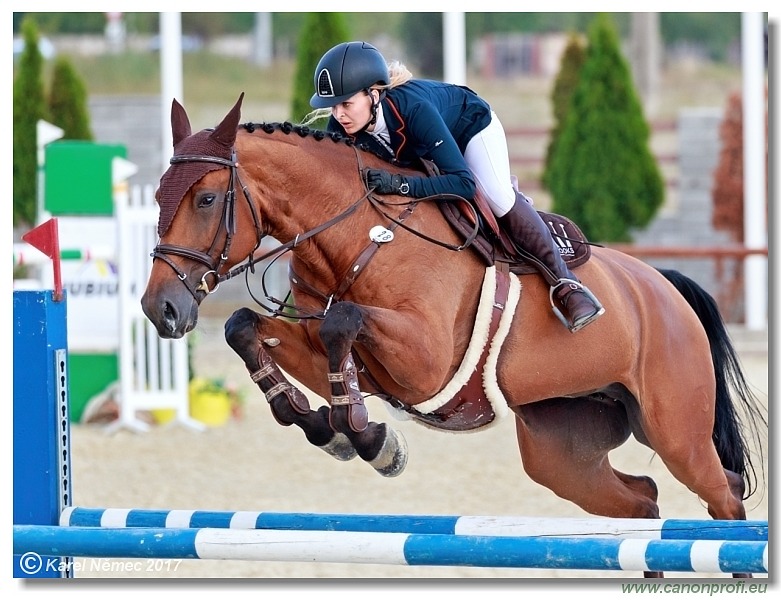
xmin=358 ymin=88 xmax=384 ymax=133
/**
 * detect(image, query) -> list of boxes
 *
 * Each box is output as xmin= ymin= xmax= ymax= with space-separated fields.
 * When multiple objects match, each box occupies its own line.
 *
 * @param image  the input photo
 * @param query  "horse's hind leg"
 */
xmin=613 ymin=470 xmax=659 ymax=506
xmin=623 ymin=380 xmax=749 ymax=524
xmin=636 ymin=390 xmax=748 ymax=522
xmin=318 ymin=302 xmax=407 ymax=477
xmin=512 ymin=398 xmax=661 ymax=519
xmin=513 ymin=399 xmax=665 ymax=577
xmin=634 ymin=385 xmax=755 ymax=579
xmin=224 ymin=307 xmax=356 ymax=461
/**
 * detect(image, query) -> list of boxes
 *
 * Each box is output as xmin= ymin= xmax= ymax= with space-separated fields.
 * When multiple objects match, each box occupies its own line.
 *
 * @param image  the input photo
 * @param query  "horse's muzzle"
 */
xmin=140 ymin=288 xmax=199 ymax=339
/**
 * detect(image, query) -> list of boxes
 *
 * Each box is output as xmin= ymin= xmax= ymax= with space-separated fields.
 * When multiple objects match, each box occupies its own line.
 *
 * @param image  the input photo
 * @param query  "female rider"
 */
xmin=309 ymin=41 xmax=604 ymax=332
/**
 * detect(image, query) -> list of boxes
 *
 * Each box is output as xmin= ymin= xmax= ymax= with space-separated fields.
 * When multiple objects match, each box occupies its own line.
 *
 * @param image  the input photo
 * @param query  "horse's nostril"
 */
xmin=163 ymin=300 xmax=178 ymax=333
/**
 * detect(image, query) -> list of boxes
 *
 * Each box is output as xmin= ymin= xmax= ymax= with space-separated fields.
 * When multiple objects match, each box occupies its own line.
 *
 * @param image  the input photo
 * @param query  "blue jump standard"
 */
xmin=60 ymin=508 xmax=768 ymax=542
xmin=13 ymin=525 xmax=768 ymax=573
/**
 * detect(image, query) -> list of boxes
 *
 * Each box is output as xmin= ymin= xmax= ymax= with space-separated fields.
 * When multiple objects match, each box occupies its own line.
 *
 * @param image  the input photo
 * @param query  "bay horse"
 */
xmin=141 ymin=94 xmax=765 ymax=573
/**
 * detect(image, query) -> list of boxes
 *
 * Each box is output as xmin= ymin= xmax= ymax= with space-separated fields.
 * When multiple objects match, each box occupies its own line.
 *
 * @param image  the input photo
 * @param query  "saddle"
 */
xmin=413 ymin=158 xmax=592 ymax=273
xmin=440 ymin=197 xmax=592 ymax=274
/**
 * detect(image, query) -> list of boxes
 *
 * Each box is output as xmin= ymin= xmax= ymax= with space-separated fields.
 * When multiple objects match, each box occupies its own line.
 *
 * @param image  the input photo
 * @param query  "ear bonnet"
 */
xmin=156 ymin=93 xmax=244 ymax=236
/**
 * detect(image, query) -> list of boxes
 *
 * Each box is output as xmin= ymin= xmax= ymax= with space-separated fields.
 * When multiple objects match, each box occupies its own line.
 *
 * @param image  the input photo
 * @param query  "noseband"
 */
xmin=151 ymin=150 xmax=264 ymax=300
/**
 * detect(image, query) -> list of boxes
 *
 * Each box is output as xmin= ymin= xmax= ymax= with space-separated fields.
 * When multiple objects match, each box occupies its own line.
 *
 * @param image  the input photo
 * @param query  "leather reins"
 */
xmin=152 ymin=142 xmax=480 ymax=319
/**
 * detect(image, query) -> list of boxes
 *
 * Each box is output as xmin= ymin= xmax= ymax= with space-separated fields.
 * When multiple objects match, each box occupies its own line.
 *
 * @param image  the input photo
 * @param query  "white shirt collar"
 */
xmin=370 ymin=104 xmax=390 ymax=145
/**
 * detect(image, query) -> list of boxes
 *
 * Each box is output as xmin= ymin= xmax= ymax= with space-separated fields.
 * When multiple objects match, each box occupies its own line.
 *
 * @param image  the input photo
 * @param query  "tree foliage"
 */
xmin=289 ymin=12 xmax=349 ymax=125
xmin=48 ymin=56 xmax=94 ymax=141
xmin=546 ymin=14 xmax=664 ymax=243
xmin=660 ymin=13 xmax=741 ymax=61
xmin=711 ymin=92 xmax=744 ymax=242
xmin=13 ymin=17 xmax=48 ymax=227
xmin=14 ymin=12 xmax=745 ymax=64
xmin=711 ymin=89 xmax=768 ymax=243
xmin=542 ymin=33 xmax=585 ymax=190
xmin=398 ymin=13 xmax=443 ymax=78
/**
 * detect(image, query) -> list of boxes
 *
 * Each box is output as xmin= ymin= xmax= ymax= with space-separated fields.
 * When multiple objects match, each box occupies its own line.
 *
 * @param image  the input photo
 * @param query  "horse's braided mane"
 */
xmin=240 ymin=121 xmax=390 ymax=161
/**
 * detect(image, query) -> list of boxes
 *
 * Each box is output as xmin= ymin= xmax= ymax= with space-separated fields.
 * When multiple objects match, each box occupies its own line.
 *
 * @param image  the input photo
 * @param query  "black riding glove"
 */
xmin=366 ymin=169 xmax=410 ymax=196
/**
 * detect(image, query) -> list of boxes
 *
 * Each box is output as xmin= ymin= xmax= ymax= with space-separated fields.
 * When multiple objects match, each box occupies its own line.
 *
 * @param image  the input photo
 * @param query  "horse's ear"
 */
xmin=171 ymin=98 xmax=192 ymax=147
xmin=209 ymin=92 xmax=244 ymax=149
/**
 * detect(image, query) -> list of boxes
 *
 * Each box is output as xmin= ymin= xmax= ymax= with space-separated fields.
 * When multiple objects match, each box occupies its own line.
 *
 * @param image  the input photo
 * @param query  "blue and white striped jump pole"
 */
xmin=13 ymin=525 xmax=768 ymax=574
xmin=60 ymin=508 xmax=768 ymax=542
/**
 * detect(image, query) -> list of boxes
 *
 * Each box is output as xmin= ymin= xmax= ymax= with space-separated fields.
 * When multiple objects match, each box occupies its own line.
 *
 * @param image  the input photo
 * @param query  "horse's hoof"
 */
xmin=369 ymin=428 xmax=408 ymax=477
xmin=317 ymin=432 xmax=358 ymax=461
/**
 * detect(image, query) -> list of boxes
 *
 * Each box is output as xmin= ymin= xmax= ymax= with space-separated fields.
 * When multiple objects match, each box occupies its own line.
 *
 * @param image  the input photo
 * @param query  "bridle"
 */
xmin=151 ymin=150 xmax=264 ymax=300
xmin=150 ymin=146 xmax=377 ymax=307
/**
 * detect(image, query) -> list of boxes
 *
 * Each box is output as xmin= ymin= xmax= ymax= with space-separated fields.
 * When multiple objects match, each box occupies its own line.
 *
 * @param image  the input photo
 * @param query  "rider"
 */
xmin=309 ymin=41 xmax=604 ymax=332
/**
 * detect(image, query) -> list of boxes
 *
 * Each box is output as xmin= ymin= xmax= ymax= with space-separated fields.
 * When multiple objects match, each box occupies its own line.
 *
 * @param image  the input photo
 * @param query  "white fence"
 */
xmin=108 ymin=181 xmax=202 ymax=433
xmin=14 ymin=183 xmax=200 ymax=432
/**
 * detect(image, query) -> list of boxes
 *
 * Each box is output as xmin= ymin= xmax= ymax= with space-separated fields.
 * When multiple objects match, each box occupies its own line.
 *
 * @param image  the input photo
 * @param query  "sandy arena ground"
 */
xmin=66 ymin=307 xmax=769 ymax=581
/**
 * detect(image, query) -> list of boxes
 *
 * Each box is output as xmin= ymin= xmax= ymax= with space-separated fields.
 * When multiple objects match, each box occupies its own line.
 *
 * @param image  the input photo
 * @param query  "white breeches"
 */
xmin=463 ymin=111 xmax=518 ymax=217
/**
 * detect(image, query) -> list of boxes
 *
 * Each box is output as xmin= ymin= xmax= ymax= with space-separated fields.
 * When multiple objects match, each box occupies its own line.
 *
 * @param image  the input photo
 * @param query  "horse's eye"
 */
xmin=197 ymin=194 xmax=217 ymax=208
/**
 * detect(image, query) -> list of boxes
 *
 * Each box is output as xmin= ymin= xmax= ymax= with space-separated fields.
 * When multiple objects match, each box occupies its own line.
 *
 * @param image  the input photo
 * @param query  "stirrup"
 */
xmin=549 ymin=279 xmax=605 ymax=332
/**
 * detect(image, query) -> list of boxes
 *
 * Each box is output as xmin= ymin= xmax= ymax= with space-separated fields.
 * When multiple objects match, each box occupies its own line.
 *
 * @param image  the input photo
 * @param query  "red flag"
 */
xmin=22 ymin=218 xmax=59 ymax=258
xmin=22 ymin=218 xmax=63 ymax=301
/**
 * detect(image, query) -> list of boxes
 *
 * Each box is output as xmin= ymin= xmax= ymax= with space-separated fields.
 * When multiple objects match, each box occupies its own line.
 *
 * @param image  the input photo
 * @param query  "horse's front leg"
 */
xmin=224 ymin=307 xmax=356 ymax=462
xmin=318 ymin=302 xmax=408 ymax=477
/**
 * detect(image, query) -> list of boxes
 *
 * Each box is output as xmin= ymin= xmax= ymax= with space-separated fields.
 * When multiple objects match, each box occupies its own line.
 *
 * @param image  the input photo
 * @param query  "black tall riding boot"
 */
xmin=498 ymin=193 xmax=605 ymax=332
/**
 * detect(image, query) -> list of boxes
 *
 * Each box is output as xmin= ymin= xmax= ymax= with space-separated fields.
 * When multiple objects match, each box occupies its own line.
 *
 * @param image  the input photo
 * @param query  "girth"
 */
xmin=340 ymin=266 xmax=518 ymax=433
xmin=402 ymin=265 xmax=513 ymax=430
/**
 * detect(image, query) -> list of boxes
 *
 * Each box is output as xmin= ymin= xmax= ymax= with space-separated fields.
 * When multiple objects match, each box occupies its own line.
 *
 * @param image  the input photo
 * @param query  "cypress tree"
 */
xmin=13 ymin=17 xmax=48 ymax=227
xmin=290 ymin=13 xmax=349 ymax=126
xmin=547 ymin=14 xmax=664 ymax=242
xmin=542 ymin=33 xmax=586 ymax=190
xmin=48 ymin=55 xmax=94 ymax=141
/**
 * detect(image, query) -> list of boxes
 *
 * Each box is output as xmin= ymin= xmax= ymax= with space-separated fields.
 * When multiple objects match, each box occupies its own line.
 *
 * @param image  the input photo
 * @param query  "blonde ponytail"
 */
xmin=373 ymin=60 xmax=414 ymax=91
xmin=301 ymin=108 xmax=332 ymax=127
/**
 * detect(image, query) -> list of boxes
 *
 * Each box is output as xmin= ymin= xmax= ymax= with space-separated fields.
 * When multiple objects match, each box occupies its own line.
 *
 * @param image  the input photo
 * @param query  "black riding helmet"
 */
xmin=310 ymin=41 xmax=390 ymax=109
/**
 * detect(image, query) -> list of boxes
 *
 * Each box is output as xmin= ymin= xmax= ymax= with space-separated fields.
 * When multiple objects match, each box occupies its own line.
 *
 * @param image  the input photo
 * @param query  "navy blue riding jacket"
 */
xmin=326 ymin=79 xmax=492 ymax=199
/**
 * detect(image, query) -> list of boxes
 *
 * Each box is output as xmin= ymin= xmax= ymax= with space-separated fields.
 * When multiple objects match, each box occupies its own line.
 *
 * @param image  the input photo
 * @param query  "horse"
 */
xmin=141 ymin=94 xmax=765 ymax=576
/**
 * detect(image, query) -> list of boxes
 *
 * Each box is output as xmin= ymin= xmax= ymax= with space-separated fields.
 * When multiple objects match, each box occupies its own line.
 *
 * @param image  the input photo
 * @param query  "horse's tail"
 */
xmin=657 ymin=269 xmax=766 ymax=498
